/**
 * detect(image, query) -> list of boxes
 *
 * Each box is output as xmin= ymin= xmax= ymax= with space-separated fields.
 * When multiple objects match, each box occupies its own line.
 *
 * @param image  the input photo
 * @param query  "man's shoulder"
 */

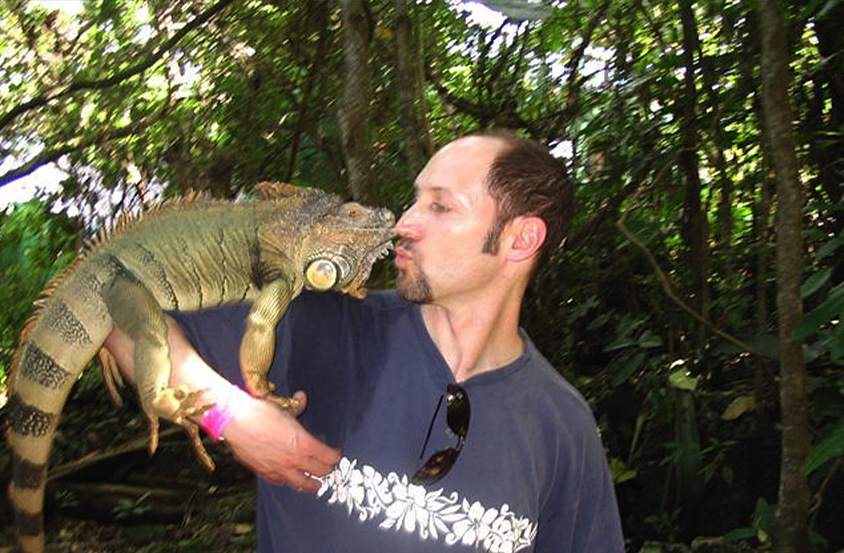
xmin=519 ymin=339 xmax=598 ymax=430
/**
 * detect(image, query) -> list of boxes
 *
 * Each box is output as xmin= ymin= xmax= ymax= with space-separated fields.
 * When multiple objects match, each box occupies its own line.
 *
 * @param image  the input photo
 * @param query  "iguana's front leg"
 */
xmin=240 ymin=278 xmax=303 ymax=414
xmin=103 ymin=275 xmax=216 ymax=470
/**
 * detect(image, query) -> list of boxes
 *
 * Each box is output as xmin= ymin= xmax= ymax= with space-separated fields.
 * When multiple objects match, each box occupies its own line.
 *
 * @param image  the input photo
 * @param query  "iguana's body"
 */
xmin=7 ymin=183 xmax=394 ymax=553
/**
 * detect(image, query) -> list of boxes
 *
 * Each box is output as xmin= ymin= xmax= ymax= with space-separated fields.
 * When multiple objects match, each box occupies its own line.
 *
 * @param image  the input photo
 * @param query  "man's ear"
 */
xmin=505 ymin=216 xmax=546 ymax=262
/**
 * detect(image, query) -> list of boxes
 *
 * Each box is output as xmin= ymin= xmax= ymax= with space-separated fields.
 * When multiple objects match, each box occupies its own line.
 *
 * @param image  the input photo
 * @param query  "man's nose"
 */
xmin=395 ymin=203 xmax=422 ymax=240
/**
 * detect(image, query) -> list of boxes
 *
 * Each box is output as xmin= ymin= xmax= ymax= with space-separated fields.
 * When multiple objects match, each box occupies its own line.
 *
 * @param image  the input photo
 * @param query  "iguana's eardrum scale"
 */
xmin=6 ymin=182 xmax=395 ymax=553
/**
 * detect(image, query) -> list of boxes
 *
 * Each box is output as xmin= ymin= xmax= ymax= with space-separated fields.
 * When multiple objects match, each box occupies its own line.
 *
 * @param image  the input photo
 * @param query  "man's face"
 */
xmin=394 ymin=137 xmax=507 ymax=305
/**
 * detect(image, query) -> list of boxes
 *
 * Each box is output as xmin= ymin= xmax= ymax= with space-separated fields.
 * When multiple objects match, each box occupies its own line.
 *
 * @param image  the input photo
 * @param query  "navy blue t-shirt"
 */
xmin=173 ymin=290 xmax=624 ymax=552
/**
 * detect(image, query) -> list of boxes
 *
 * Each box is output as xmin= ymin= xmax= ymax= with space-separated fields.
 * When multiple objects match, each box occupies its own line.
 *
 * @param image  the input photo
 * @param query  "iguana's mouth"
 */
xmin=372 ymin=236 xmax=395 ymax=259
xmin=360 ymin=235 xmax=395 ymax=273
xmin=340 ymin=235 xmax=395 ymax=296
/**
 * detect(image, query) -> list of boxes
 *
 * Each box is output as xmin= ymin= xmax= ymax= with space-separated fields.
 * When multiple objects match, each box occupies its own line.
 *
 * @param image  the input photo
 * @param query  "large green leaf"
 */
xmin=801 ymin=266 xmax=832 ymax=298
xmin=802 ymin=418 xmax=844 ymax=475
xmin=794 ymin=281 xmax=844 ymax=340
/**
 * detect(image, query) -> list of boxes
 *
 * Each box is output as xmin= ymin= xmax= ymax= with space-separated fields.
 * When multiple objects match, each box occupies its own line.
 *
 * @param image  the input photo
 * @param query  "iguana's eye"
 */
xmin=343 ymin=203 xmax=363 ymax=219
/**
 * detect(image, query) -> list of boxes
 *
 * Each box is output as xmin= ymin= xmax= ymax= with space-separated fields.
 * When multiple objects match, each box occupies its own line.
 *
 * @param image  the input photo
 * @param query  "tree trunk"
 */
xmin=677 ymin=0 xmax=709 ymax=343
xmin=393 ymin=0 xmax=432 ymax=182
xmin=759 ymin=0 xmax=811 ymax=550
xmin=285 ymin=0 xmax=331 ymax=182
xmin=753 ymin=175 xmax=775 ymax=412
xmin=338 ymin=0 xmax=375 ymax=203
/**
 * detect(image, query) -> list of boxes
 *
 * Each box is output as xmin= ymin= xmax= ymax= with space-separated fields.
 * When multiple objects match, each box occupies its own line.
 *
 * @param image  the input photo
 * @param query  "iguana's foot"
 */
xmin=265 ymin=394 xmax=304 ymax=416
xmin=99 ymin=348 xmax=125 ymax=407
xmin=146 ymin=385 xmax=217 ymax=471
xmin=244 ymin=372 xmax=304 ymax=416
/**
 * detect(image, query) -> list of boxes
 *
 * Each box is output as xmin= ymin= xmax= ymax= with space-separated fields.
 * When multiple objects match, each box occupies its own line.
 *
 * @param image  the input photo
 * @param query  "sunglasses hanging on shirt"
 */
xmin=411 ymin=383 xmax=471 ymax=486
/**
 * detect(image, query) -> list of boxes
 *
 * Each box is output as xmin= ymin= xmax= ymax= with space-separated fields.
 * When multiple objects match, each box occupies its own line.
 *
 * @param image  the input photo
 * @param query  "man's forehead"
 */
xmin=415 ymin=137 xmax=507 ymax=193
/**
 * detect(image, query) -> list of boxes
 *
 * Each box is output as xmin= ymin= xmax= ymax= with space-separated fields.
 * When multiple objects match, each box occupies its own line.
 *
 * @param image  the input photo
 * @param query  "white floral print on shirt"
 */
xmin=317 ymin=457 xmax=537 ymax=552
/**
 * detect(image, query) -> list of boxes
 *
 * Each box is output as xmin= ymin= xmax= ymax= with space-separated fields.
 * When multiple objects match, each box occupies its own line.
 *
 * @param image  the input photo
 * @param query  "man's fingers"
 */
xmin=282 ymin=469 xmax=323 ymax=492
xmin=299 ymin=433 xmax=342 ymax=468
xmin=298 ymin=451 xmax=340 ymax=478
xmin=291 ymin=390 xmax=308 ymax=410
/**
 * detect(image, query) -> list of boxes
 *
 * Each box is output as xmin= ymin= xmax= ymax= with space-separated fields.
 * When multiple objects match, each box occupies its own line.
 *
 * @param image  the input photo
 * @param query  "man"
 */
xmin=105 ymin=132 xmax=624 ymax=552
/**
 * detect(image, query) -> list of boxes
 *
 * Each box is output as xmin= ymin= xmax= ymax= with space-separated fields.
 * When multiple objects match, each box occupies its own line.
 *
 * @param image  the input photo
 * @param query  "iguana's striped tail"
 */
xmin=7 ymin=262 xmax=110 ymax=553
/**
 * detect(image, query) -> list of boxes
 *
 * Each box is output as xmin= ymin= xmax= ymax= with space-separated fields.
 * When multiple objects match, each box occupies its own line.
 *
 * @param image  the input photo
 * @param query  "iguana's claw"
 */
xmin=146 ymin=385 xmax=217 ymax=471
xmin=244 ymin=371 xmax=304 ymax=415
xmin=99 ymin=348 xmax=125 ymax=407
xmin=265 ymin=395 xmax=304 ymax=416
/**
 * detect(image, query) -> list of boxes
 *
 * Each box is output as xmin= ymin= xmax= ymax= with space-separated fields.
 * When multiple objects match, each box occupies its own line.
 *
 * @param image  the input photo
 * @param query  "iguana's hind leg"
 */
xmin=103 ymin=275 xmax=216 ymax=470
xmin=240 ymin=278 xmax=303 ymax=415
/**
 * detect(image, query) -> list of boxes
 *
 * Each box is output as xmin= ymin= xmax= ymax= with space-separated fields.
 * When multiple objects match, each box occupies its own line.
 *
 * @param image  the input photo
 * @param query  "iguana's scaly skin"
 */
xmin=6 ymin=182 xmax=394 ymax=553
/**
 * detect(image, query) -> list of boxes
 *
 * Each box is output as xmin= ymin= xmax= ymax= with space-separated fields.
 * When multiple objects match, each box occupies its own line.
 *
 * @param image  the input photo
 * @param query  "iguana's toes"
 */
xmin=145 ymin=387 xmax=217 ymax=470
xmin=147 ymin=416 xmax=160 ymax=456
xmin=244 ymin=374 xmax=301 ymax=414
xmin=99 ymin=348 xmax=125 ymax=407
xmin=151 ymin=385 xmax=215 ymax=421
xmin=185 ymin=422 xmax=215 ymax=472
xmin=266 ymin=395 xmax=304 ymax=416
xmin=176 ymin=387 xmax=215 ymax=418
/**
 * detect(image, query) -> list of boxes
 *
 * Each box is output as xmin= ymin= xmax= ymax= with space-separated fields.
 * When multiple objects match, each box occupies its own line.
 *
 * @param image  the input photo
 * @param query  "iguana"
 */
xmin=6 ymin=182 xmax=395 ymax=553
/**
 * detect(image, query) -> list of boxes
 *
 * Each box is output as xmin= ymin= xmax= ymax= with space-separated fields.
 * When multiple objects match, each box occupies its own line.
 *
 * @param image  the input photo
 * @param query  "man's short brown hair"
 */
xmin=479 ymin=130 xmax=575 ymax=271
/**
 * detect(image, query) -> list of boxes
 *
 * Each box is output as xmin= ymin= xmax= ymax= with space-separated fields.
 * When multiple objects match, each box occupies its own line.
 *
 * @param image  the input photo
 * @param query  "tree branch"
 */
xmin=615 ymin=212 xmax=760 ymax=355
xmin=0 ymin=0 xmax=234 ymax=134
xmin=286 ymin=1 xmax=331 ymax=182
xmin=425 ymin=64 xmax=540 ymax=135
xmin=546 ymin=0 xmax=610 ymax=139
xmin=0 ymin=104 xmax=172 ymax=188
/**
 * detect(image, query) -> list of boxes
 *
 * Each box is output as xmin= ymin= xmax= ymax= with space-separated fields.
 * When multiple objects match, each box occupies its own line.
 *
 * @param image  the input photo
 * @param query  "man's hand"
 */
xmin=223 ymin=390 xmax=341 ymax=491
xmin=103 ymin=318 xmax=341 ymax=492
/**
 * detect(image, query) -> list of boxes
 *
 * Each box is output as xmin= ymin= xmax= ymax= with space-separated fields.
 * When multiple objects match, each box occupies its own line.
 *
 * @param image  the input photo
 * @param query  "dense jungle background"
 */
xmin=0 ymin=0 xmax=843 ymax=551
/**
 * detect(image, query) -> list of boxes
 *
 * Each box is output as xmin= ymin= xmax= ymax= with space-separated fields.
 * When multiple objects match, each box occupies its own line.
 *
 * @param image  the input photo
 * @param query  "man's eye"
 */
xmin=430 ymin=202 xmax=450 ymax=213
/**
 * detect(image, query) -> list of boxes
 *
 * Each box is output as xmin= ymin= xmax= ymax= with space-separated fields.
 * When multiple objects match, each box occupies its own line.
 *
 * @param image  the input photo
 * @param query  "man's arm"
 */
xmin=103 ymin=316 xmax=341 ymax=492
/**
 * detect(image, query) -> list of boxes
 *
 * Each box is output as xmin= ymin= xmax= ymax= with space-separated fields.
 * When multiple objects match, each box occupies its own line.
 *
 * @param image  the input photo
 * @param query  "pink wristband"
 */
xmin=199 ymin=403 xmax=233 ymax=441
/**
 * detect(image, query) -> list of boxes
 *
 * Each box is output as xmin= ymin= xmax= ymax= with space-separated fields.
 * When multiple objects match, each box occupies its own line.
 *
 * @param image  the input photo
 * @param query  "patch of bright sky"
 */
xmin=0 ymin=158 xmax=65 ymax=212
xmin=460 ymin=1 xmax=507 ymax=27
xmin=31 ymin=0 xmax=84 ymax=15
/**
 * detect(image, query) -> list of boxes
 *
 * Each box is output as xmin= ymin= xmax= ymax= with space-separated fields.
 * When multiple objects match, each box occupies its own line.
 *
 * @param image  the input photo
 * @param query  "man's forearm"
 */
xmin=102 ymin=316 xmax=341 ymax=489
xmin=103 ymin=315 xmax=236 ymax=406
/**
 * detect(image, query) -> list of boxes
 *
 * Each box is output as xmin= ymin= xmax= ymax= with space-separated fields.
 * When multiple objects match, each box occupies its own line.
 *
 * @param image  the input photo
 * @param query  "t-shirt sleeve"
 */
xmin=167 ymin=292 xmax=348 ymax=393
xmin=534 ymin=417 xmax=625 ymax=552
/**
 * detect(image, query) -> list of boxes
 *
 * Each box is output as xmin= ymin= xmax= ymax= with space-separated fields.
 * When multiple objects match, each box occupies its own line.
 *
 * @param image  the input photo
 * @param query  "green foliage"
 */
xmin=699 ymin=437 xmax=736 ymax=486
xmin=0 ymin=198 xmax=78 ymax=386
xmin=644 ymin=507 xmax=682 ymax=541
xmin=724 ymin=497 xmax=775 ymax=546
xmin=608 ymin=456 xmax=637 ymax=484
xmin=112 ymin=491 xmax=152 ymax=521
xmin=802 ymin=417 xmax=844 ymax=476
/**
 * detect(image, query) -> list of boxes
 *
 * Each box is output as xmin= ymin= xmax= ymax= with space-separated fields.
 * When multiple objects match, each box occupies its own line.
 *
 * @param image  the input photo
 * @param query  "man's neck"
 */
xmin=420 ymin=292 xmax=525 ymax=382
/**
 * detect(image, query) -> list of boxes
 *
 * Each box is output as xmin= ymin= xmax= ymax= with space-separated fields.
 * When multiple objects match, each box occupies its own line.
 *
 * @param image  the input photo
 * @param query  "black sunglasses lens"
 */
xmin=412 ymin=448 xmax=460 ymax=485
xmin=446 ymin=384 xmax=470 ymax=438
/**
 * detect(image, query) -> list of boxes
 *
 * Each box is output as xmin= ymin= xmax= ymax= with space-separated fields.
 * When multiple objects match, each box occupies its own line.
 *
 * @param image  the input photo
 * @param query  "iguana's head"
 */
xmin=259 ymin=186 xmax=394 ymax=298
xmin=300 ymin=198 xmax=395 ymax=297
